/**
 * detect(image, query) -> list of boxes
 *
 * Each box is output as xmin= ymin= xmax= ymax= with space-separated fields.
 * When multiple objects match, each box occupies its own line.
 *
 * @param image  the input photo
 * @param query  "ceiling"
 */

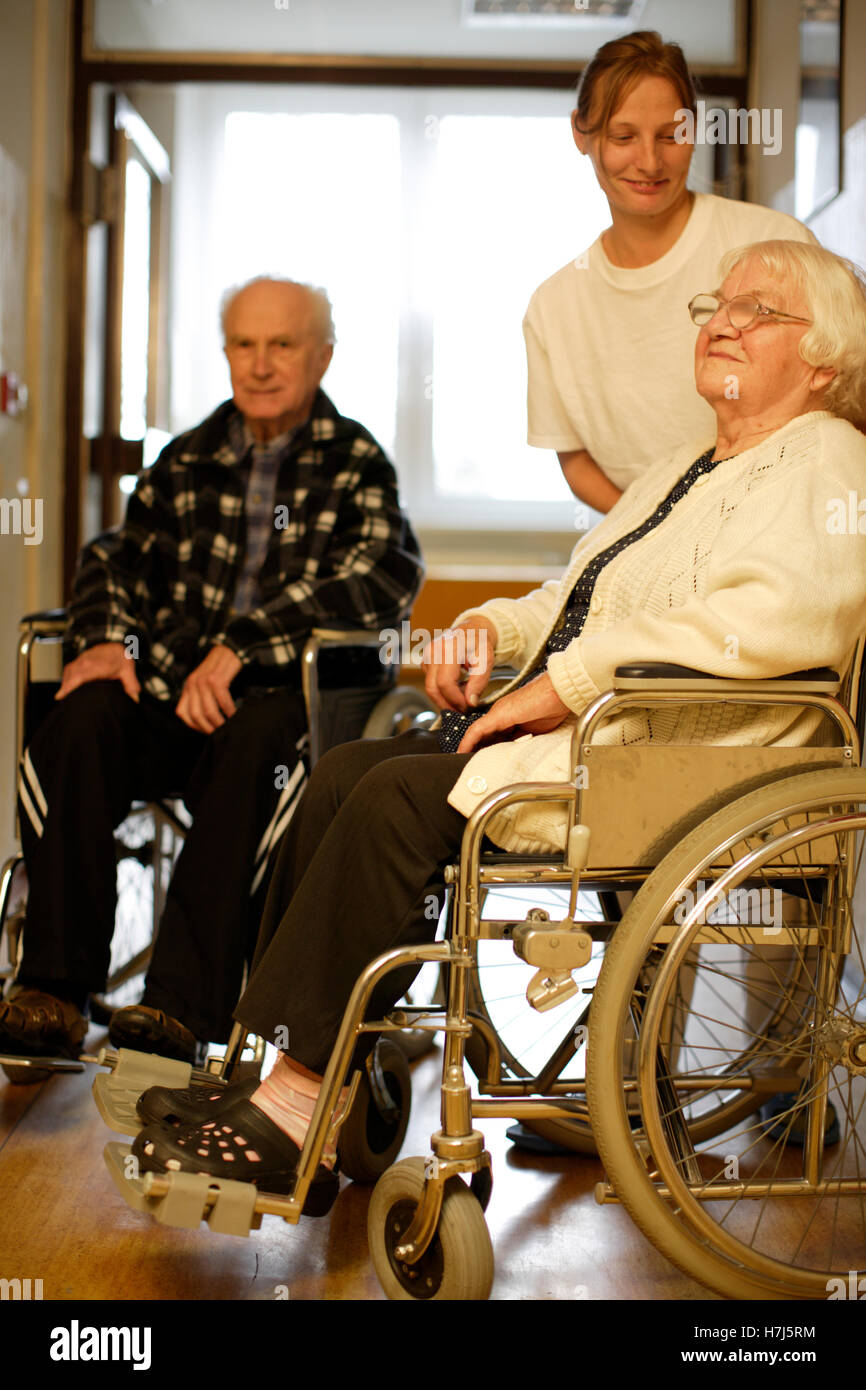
xmin=90 ymin=0 xmax=742 ymax=69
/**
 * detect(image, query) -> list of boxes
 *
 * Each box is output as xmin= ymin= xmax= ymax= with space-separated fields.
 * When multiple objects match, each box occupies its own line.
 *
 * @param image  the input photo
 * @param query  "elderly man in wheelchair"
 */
xmin=0 ymin=276 xmax=422 ymax=1070
xmin=108 ymin=240 xmax=866 ymax=1299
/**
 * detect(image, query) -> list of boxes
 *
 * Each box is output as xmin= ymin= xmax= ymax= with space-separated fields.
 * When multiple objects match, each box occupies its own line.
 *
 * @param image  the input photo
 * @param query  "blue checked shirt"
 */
xmin=227 ymin=416 xmax=297 ymax=616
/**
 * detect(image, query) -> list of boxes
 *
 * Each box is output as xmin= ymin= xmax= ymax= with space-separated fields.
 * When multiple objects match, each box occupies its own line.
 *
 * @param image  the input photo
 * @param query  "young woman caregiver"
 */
xmin=524 ymin=29 xmax=816 ymax=510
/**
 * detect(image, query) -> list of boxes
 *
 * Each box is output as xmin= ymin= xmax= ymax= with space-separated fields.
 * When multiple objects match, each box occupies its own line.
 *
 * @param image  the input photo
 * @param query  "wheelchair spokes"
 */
xmin=464 ymin=886 xmax=619 ymax=1152
xmin=591 ymin=771 xmax=866 ymax=1298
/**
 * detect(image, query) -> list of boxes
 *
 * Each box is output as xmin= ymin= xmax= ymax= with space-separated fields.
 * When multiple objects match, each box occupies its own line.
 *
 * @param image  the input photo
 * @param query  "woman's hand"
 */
xmin=423 ymin=619 xmax=497 ymax=712
xmin=457 ymin=672 xmax=571 ymax=754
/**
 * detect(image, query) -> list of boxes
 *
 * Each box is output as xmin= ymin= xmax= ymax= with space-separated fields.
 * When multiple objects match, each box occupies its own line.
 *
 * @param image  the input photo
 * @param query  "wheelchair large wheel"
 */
xmin=588 ymin=767 xmax=866 ymax=1299
xmin=89 ymin=805 xmax=185 ymax=1021
xmin=362 ymin=687 xmax=438 ymax=740
xmin=369 ymin=1157 xmax=494 ymax=1300
xmin=339 ymin=1039 xmax=411 ymax=1184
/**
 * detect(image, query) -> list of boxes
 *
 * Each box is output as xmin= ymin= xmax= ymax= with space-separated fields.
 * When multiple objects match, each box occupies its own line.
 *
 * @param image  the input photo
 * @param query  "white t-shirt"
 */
xmin=523 ymin=194 xmax=817 ymax=490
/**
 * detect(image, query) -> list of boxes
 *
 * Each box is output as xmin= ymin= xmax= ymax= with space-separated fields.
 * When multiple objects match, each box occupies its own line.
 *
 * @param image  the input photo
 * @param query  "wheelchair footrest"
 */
xmin=0 ymin=1051 xmax=84 ymax=1074
xmin=92 ymin=1048 xmax=195 ymax=1135
xmin=103 ymin=1141 xmax=262 ymax=1235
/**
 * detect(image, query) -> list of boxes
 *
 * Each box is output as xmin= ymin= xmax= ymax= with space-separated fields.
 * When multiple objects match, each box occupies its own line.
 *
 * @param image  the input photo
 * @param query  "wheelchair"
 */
xmin=92 ymin=646 xmax=866 ymax=1299
xmin=0 ymin=610 xmax=436 ymax=1099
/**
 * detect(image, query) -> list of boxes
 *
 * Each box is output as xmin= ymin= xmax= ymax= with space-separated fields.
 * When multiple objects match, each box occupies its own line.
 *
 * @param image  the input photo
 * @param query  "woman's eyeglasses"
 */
xmin=688 ymin=294 xmax=812 ymax=330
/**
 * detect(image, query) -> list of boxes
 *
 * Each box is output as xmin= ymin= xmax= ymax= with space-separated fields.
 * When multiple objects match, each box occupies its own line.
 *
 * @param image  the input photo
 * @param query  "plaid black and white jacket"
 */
xmin=66 ymin=392 xmax=423 ymax=703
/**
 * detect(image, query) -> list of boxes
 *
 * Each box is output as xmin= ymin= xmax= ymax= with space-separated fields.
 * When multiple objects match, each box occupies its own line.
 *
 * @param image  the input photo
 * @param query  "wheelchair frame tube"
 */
xmin=291 ymin=940 xmax=454 ymax=1216
xmin=300 ymin=627 xmax=386 ymax=768
xmin=454 ymin=783 xmax=578 ymax=943
xmin=15 ymin=615 xmax=67 ymax=833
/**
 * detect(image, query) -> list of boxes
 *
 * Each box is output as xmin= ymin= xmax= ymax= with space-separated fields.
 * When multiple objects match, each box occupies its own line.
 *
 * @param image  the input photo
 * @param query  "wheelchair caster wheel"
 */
xmin=369 ymin=1157 xmax=494 ymax=1300
xmin=338 ymin=1038 xmax=411 ymax=1184
xmin=470 ymin=1164 xmax=493 ymax=1212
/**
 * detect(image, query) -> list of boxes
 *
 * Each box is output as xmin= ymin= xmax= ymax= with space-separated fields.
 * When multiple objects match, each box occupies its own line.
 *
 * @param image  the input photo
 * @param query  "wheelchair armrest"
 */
xmin=573 ymin=663 xmax=856 ymax=778
xmin=301 ymin=628 xmax=395 ymax=767
xmin=21 ymin=608 xmax=67 ymax=624
xmin=612 ymin=663 xmax=841 ymax=695
xmin=304 ymin=627 xmax=386 ymax=649
xmin=20 ymin=608 xmax=67 ymax=641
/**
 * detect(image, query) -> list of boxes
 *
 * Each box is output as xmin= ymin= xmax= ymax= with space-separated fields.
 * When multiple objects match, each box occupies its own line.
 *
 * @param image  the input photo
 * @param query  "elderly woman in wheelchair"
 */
xmin=117 ymin=239 xmax=866 ymax=1297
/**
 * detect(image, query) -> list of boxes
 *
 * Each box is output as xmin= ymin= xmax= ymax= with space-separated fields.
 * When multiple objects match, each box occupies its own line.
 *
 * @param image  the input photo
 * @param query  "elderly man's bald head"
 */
xmin=220 ymin=277 xmax=335 ymax=346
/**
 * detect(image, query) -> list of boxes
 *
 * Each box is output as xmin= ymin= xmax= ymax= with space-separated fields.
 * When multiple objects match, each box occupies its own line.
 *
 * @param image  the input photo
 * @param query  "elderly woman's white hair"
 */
xmin=717 ymin=239 xmax=866 ymax=430
xmin=219 ymin=276 xmax=336 ymax=344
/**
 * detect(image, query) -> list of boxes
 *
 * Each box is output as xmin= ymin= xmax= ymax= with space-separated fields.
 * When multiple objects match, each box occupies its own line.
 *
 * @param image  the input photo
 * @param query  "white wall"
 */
xmin=808 ymin=1 xmax=866 ymax=265
xmin=748 ymin=0 xmax=800 ymax=213
xmin=750 ymin=0 xmax=865 ymax=266
xmin=0 ymin=0 xmax=70 ymax=860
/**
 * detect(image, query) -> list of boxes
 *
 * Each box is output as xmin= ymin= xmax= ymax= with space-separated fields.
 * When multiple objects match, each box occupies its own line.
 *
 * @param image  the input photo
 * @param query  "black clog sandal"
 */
xmin=136 ymin=1075 xmax=259 ymax=1128
xmin=131 ymin=1096 xmax=340 ymax=1216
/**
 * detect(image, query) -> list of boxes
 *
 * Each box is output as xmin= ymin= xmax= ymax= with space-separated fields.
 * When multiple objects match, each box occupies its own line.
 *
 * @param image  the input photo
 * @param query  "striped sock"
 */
xmin=251 ymin=1054 xmax=350 ymax=1169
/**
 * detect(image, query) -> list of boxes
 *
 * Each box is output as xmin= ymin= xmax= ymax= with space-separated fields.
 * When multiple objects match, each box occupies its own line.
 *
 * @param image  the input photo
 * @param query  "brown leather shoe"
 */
xmin=0 ymin=986 xmax=88 ymax=1058
xmin=108 ymin=1005 xmax=204 ymax=1065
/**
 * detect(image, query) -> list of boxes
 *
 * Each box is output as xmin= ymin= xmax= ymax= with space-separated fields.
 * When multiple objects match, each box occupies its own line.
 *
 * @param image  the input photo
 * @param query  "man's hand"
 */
xmin=175 ymin=645 xmax=242 ymax=733
xmin=423 ymin=619 xmax=497 ymax=712
xmin=457 ymin=672 xmax=570 ymax=754
xmin=56 ymin=642 xmax=141 ymax=703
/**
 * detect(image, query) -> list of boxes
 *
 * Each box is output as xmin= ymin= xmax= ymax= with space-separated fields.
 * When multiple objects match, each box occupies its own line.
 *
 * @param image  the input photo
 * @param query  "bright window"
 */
xmin=220 ymin=111 xmax=402 ymax=456
xmin=120 ymin=157 xmax=151 ymax=441
xmin=170 ymin=84 xmax=709 ymax=532
xmin=427 ymin=114 xmax=608 ymax=505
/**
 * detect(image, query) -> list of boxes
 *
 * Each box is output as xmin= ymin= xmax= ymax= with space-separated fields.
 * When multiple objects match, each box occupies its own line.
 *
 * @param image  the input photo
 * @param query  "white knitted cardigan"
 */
xmin=448 ymin=412 xmax=866 ymax=854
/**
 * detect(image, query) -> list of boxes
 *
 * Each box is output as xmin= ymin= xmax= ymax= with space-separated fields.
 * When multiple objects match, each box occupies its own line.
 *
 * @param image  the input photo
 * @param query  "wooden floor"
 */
xmin=0 ymin=1024 xmax=714 ymax=1303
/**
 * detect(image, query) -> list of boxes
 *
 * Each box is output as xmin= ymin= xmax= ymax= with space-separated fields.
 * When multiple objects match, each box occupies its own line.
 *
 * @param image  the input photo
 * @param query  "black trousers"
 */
xmin=17 ymin=680 xmax=308 ymax=1040
xmin=236 ymin=730 xmax=474 ymax=1073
